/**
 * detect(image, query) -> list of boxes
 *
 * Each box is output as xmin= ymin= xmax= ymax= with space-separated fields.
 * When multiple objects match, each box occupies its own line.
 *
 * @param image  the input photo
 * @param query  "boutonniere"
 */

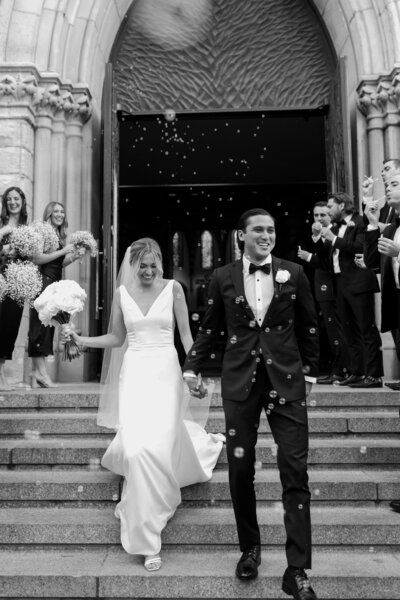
xmin=347 ymin=221 xmax=355 ymax=228
xmin=275 ymin=269 xmax=291 ymax=292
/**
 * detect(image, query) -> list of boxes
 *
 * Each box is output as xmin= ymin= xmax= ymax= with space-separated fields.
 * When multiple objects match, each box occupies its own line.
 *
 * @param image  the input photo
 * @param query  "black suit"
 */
xmin=365 ymin=222 xmax=400 ymax=358
xmin=184 ymin=257 xmax=319 ymax=568
xmin=314 ymin=214 xmax=383 ymax=378
xmin=307 ymin=251 xmax=347 ymax=376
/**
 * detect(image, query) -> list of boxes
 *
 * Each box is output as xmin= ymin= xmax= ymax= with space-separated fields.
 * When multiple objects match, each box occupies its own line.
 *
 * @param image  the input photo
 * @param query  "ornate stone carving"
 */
xmin=113 ymin=0 xmax=334 ymax=112
xmin=357 ymin=83 xmax=381 ymax=116
xmin=357 ymin=68 xmax=400 ymax=116
xmin=0 ymin=66 xmax=92 ymax=123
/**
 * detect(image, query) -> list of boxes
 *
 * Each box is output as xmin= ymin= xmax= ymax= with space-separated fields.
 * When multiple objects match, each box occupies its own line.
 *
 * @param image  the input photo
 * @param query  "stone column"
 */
xmin=0 ymin=65 xmax=93 ymax=384
xmin=358 ymin=82 xmax=386 ymax=199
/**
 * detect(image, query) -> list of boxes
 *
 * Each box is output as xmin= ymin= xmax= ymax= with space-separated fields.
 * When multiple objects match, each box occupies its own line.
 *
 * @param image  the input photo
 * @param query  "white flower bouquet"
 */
xmin=69 ymin=231 xmax=98 ymax=257
xmin=0 ymin=273 xmax=6 ymax=302
xmin=3 ymin=260 xmax=43 ymax=306
xmin=9 ymin=225 xmax=42 ymax=258
xmin=33 ymin=279 xmax=87 ymax=361
xmin=31 ymin=220 xmax=60 ymax=253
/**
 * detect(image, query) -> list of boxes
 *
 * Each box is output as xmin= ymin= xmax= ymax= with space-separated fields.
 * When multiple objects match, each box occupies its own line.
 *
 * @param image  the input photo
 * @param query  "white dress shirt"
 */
xmin=331 ymin=214 xmax=352 ymax=274
xmin=243 ymin=255 xmax=315 ymax=384
xmin=242 ymin=255 xmax=274 ymax=326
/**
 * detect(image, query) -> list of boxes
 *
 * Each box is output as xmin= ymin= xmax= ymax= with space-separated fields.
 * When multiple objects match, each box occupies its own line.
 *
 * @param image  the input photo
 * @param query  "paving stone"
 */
xmin=1 ymin=547 xmax=399 ymax=599
xmin=1 ymin=506 xmax=399 ymax=546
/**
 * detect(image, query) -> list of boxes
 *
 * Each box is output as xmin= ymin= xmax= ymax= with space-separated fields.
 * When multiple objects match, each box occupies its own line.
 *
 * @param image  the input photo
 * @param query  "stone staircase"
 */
xmin=0 ymin=383 xmax=400 ymax=599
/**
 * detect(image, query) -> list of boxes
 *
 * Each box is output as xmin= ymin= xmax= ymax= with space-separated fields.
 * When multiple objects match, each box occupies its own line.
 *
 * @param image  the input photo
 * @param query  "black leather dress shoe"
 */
xmin=385 ymin=381 xmax=400 ymax=390
xmin=335 ymin=374 xmax=365 ymax=386
xmin=317 ymin=374 xmax=346 ymax=384
xmin=235 ymin=545 xmax=261 ymax=580
xmin=389 ymin=500 xmax=400 ymax=513
xmin=282 ymin=567 xmax=318 ymax=600
xmin=348 ymin=376 xmax=382 ymax=388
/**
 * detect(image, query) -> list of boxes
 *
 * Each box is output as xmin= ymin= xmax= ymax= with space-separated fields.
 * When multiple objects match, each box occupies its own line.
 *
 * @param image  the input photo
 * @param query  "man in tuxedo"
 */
xmin=298 ymin=201 xmax=347 ymax=383
xmin=364 ymin=172 xmax=400 ymax=513
xmin=313 ymin=192 xmax=383 ymax=388
xmin=183 ymin=208 xmax=319 ymax=600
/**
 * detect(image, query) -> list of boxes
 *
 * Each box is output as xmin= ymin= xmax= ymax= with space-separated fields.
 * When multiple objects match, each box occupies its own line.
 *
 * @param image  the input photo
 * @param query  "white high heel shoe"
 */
xmin=144 ymin=554 xmax=162 ymax=571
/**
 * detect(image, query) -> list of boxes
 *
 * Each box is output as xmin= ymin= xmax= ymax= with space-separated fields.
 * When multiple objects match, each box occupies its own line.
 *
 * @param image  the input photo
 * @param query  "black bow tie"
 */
xmin=334 ymin=219 xmax=347 ymax=227
xmin=249 ymin=262 xmax=271 ymax=275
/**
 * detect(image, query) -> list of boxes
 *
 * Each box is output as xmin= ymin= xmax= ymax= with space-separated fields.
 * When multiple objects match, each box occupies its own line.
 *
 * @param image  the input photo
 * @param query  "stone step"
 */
xmin=1 ymin=410 xmax=399 ymax=437
xmin=0 ymin=547 xmax=399 ymax=599
xmin=1 ymin=436 xmax=399 ymax=467
xmin=0 ymin=469 xmax=398 ymax=503
xmin=0 ymin=505 xmax=399 ymax=546
xmin=1 ymin=384 xmax=400 ymax=411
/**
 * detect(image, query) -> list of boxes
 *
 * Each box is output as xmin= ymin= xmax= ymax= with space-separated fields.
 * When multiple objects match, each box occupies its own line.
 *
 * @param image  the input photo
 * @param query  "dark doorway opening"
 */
xmin=118 ymin=109 xmax=329 ymax=372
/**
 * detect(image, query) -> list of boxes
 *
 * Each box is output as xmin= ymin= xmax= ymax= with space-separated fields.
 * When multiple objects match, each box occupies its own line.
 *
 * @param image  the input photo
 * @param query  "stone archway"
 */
xmin=1 ymin=0 xmax=400 ymax=381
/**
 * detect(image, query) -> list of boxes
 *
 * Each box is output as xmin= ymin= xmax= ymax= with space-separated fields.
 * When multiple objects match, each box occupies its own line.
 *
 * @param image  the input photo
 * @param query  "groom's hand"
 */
xmin=183 ymin=371 xmax=208 ymax=399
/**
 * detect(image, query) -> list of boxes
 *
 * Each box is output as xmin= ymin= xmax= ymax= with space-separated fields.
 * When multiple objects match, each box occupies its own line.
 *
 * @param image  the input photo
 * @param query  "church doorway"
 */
xmin=117 ymin=108 xmax=328 ymax=371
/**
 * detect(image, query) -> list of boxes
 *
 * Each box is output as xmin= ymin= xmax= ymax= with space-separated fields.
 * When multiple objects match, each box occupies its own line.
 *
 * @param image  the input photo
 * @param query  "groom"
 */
xmin=184 ymin=208 xmax=319 ymax=600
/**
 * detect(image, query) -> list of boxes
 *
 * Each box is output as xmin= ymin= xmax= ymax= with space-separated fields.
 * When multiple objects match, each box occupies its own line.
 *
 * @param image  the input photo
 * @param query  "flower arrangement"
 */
xmin=0 ymin=273 xmax=6 ymax=302
xmin=3 ymin=260 xmax=43 ymax=306
xmin=31 ymin=220 xmax=60 ymax=253
xmin=69 ymin=231 xmax=98 ymax=257
xmin=275 ymin=269 xmax=291 ymax=284
xmin=9 ymin=225 xmax=42 ymax=258
xmin=33 ymin=280 xmax=87 ymax=361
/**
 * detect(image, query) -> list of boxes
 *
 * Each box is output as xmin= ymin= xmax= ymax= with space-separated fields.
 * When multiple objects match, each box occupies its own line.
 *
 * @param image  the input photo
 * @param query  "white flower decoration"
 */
xmin=275 ymin=269 xmax=291 ymax=284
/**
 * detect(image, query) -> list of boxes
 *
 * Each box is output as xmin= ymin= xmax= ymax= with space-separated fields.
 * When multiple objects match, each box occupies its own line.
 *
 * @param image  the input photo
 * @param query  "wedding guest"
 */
xmin=63 ymin=238 xmax=223 ymax=571
xmin=28 ymin=202 xmax=81 ymax=387
xmin=314 ymin=193 xmax=383 ymax=388
xmin=184 ymin=208 xmax=319 ymax=599
xmin=362 ymin=158 xmax=400 ymax=231
xmin=364 ymin=172 xmax=400 ymax=393
xmin=297 ymin=201 xmax=347 ymax=383
xmin=364 ymin=171 xmax=400 ymax=514
xmin=0 ymin=187 xmax=29 ymax=391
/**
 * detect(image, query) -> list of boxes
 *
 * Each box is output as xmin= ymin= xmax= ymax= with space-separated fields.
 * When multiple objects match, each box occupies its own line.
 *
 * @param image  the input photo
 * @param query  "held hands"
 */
xmin=183 ymin=372 xmax=208 ymax=399
xmin=377 ymin=237 xmax=400 ymax=258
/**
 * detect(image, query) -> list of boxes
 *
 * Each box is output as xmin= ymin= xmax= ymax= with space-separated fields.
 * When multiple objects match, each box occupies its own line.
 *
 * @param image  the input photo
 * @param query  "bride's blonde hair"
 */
xmin=129 ymin=237 xmax=164 ymax=278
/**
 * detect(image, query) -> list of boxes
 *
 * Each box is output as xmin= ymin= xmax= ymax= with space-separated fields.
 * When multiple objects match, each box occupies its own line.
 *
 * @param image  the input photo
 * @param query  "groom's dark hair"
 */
xmin=236 ymin=208 xmax=275 ymax=253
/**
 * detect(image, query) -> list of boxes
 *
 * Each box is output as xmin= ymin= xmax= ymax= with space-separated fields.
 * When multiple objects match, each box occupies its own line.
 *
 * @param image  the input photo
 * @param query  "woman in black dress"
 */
xmin=29 ymin=202 xmax=81 ymax=388
xmin=0 ymin=187 xmax=29 ymax=391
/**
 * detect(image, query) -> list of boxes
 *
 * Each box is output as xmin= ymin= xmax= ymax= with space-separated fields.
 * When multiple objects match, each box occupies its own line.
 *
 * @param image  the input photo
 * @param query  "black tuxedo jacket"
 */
xmin=183 ymin=257 xmax=319 ymax=402
xmin=364 ymin=222 xmax=399 ymax=332
xmin=314 ymin=213 xmax=379 ymax=295
xmin=308 ymin=253 xmax=335 ymax=302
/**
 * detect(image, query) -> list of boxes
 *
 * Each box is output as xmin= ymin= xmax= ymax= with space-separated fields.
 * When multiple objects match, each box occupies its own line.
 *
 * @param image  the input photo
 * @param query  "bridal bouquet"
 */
xmin=31 ymin=220 xmax=60 ymax=253
xmin=2 ymin=260 xmax=43 ymax=305
xmin=69 ymin=231 xmax=98 ymax=257
xmin=33 ymin=280 xmax=87 ymax=361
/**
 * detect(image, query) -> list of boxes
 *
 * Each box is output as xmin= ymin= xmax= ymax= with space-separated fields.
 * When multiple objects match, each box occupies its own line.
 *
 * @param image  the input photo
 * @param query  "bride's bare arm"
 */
xmin=70 ymin=288 xmax=126 ymax=348
xmin=173 ymin=281 xmax=194 ymax=354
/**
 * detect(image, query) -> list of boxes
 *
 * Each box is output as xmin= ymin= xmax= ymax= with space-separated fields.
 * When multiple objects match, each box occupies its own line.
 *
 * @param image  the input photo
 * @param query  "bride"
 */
xmin=65 ymin=238 xmax=224 ymax=571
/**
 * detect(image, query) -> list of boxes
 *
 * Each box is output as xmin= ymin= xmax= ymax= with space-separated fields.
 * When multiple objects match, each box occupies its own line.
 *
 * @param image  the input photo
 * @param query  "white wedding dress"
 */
xmin=101 ymin=281 xmax=224 ymax=556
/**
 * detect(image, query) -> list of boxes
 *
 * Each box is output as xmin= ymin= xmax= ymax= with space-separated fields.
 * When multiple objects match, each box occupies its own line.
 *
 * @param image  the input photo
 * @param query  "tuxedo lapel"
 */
xmin=261 ymin=256 xmax=281 ymax=326
xmin=231 ymin=260 xmax=255 ymax=321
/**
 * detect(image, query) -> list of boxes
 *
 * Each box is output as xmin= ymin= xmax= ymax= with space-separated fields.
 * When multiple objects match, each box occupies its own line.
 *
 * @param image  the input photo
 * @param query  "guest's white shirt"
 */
xmin=331 ymin=214 xmax=352 ymax=274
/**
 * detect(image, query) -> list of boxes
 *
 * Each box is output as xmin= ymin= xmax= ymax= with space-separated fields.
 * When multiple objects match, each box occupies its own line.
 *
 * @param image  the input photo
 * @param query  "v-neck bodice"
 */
xmin=120 ymin=281 xmax=174 ymax=350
